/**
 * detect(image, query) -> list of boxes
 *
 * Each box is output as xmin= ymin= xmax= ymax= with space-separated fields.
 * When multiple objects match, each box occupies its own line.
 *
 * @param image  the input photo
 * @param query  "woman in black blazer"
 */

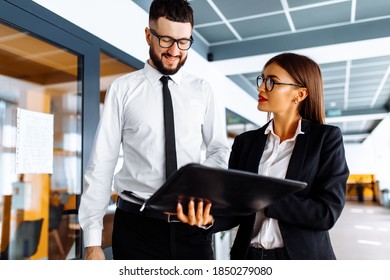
xmin=178 ymin=52 xmax=349 ymax=260
xmin=228 ymin=52 xmax=349 ymax=260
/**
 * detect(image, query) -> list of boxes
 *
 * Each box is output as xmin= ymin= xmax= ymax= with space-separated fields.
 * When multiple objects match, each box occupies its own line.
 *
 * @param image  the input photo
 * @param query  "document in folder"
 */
xmin=144 ymin=163 xmax=307 ymax=216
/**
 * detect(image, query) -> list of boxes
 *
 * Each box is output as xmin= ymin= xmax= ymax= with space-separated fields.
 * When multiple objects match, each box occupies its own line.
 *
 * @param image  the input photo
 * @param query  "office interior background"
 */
xmin=0 ymin=0 xmax=389 ymax=260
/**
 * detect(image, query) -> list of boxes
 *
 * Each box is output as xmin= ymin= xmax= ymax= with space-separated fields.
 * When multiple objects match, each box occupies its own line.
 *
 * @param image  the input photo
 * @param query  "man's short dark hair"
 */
xmin=149 ymin=0 xmax=194 ymax=27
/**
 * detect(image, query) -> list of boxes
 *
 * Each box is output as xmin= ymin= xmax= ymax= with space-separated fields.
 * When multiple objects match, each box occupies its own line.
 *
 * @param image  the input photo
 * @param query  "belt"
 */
xmin=248 ymin=246 xmax=288 ymax=260
xmin=116 ymin=197 xmax=181 ymax=223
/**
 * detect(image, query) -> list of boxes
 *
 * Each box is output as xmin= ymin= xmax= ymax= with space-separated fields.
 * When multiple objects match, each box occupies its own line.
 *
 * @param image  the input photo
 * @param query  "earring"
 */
xmin=294 ymin=99 xmax=298 ymax=104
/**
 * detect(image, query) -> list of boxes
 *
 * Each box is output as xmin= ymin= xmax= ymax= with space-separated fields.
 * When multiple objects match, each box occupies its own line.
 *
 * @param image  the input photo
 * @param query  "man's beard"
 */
xmin=149 ymin=48 xmax=187 ymax=75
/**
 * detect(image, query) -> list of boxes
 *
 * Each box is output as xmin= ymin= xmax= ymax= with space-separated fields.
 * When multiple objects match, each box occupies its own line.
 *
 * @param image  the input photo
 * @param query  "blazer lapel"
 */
xmin=246 ymin=124 xmax=268 ymax=173
xmin=285 ymin=119 xmax=310 ymax=180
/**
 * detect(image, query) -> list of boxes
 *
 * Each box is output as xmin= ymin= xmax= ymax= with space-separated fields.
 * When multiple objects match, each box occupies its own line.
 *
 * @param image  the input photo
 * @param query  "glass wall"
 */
xmin=0 ymin=22 xmax=82 ymax=259
xmin=0 ymin=0 xmax=142 ymax=260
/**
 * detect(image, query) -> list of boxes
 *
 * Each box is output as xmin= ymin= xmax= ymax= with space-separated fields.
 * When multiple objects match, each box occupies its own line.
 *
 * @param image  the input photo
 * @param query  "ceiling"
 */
xmin=0 ymin=23 xmax=78 ymax=85
xmin=134 ymin=0 xmax=390 ymax=143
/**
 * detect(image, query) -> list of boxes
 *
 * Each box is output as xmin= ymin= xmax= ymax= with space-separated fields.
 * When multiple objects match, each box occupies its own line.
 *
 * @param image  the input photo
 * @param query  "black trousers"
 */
xmin=112 ymin=208 xmax=214 ymax=260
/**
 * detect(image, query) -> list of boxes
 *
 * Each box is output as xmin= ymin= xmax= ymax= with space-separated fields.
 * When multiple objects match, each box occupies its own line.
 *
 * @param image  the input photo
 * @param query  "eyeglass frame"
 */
xmin=256 ymin=75 xmax=304 ymax=92
xmin=149 ymin=28 xmax=194 ymax=50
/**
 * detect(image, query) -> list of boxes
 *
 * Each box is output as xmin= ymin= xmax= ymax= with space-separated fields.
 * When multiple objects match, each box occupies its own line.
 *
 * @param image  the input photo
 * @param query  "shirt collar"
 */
xmin=143 ymin=60 xmax=182 ymax=86
xmin=264 ymin=118 xmax=305 ymax=141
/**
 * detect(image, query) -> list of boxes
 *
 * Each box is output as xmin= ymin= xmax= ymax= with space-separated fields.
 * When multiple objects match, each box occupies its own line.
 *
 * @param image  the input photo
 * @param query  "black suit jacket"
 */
xmin=225 ymin=119 xmax=349 ymax=260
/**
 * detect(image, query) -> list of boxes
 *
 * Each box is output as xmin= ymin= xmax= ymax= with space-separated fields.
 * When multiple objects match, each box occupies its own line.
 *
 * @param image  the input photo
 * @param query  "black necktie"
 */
xmin=160 ymin=76 xmax=177 ymax=179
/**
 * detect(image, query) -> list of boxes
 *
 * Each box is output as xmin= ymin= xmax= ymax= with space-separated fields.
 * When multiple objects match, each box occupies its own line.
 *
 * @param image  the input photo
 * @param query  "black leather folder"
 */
xmin=143 ymin=163 xmax=307 ymax=216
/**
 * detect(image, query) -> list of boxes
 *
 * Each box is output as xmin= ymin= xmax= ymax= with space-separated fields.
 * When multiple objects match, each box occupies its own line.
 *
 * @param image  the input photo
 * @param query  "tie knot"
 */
xmin=160 ymin=76 xmax=170 ymax=85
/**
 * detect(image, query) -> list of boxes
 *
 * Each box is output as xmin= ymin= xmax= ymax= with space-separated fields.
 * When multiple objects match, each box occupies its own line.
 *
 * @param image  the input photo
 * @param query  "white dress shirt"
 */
xmin=79 ymin=61 xmax=230 ymax=247
xmin=250 ymin=119 xmax=304 ymax=249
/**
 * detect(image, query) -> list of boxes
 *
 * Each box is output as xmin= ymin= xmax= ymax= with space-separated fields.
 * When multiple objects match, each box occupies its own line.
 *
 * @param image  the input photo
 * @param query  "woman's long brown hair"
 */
xmin=264 ymin=53 xmax=326 ymax=124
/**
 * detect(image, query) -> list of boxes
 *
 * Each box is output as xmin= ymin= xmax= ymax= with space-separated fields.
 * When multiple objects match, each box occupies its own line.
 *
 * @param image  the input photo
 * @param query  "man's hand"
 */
xmin=84 ymin=246 xmax=105 ymax=260
xmin=176 ymin=200 xmax=214 ymax=227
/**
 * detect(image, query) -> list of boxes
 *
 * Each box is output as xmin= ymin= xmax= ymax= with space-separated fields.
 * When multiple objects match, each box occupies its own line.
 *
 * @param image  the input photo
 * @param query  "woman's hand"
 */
xmin=176 ymin=200 xmax=214 ymax=227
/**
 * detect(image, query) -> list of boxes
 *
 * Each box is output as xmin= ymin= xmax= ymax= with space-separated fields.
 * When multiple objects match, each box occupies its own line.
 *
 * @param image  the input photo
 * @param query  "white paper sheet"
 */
xmin=16 ymin=108 xmax=54 ymax=174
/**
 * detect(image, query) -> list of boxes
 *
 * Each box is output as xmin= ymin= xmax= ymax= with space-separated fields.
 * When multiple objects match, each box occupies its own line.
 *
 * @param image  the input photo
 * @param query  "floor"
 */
xmin=330 ymin=200 xmax=390 ymax=260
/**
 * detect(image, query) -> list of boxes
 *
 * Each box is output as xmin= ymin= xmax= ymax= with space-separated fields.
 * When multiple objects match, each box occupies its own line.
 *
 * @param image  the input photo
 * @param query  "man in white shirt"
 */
xmin=79 ymin=0 xmax=230 ymax=260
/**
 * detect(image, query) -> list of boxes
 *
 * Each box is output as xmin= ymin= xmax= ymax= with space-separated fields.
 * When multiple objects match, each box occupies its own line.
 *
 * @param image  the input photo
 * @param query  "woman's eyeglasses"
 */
xmin=256 ymin=75 xmax=304 ymax=92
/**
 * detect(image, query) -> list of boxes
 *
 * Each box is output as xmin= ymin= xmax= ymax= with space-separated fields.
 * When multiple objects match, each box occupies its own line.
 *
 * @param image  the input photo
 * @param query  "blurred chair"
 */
xmin=2 ymin=218 xmax=44 ymax=260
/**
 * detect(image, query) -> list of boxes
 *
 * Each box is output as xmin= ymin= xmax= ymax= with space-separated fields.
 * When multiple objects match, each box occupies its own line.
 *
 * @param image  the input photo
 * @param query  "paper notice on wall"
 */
xmin=16 ymin=108 xmax=54 ymax=174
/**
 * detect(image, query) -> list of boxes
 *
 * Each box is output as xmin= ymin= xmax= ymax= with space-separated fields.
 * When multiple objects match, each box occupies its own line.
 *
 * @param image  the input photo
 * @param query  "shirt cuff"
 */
xmin=82 ymin=228 xmax=103 ymax=247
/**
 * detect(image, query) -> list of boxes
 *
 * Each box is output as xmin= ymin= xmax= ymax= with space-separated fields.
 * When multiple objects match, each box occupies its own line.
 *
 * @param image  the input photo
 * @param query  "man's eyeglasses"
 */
xmin=149 ymin=28 xmax=194 ymax=50
xmin=256 ymin=75 xmax=304 ymax=92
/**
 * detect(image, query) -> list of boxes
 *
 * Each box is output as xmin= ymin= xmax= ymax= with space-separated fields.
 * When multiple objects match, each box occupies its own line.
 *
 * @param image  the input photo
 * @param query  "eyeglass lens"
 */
xmin=257 ymin=76 xmax=274 ymax=91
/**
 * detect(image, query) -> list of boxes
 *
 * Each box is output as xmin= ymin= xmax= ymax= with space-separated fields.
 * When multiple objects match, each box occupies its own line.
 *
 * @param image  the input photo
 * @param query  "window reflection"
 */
xmin=0 ymin=23 xmax=81 ymax=260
